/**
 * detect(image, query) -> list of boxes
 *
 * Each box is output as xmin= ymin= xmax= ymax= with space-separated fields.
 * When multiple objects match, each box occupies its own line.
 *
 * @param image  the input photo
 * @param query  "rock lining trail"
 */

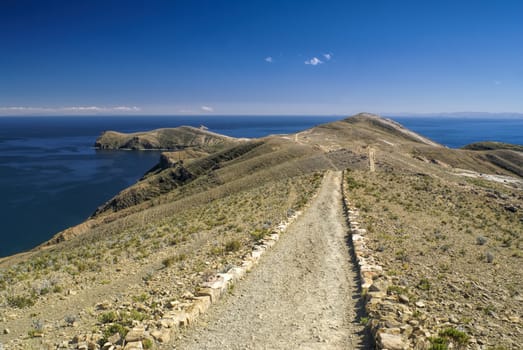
xmin=170 ymin=171 xmax=369 ymax=349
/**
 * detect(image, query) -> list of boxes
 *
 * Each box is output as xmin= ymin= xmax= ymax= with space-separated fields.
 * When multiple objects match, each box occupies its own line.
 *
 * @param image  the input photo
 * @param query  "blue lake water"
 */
xmin=0 ymin=115 xmax=522 ymax=257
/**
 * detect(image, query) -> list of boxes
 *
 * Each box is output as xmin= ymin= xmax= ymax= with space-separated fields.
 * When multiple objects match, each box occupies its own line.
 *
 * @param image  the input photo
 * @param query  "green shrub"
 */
xmin=132 ymin=293 xmax=149 ymax=303
xmin=98 ymin=311 xmax=118 ymax=324
xmin=439 ymin=327 xmax=469 ymax=345
xmin=225 ymin=239 xmax=241 ymax=252
xmin=249 ymin=229 xmax=267 ymax=242
xmin=162 ymin=256 xmax=175 ymax=268
xmin=417 ymin=278 xmax=431 ymax=291
xmin=142 ymin=338 xmax=154 ymax=349
xmin=359 ymin=316 xmax=369 ymax=325
xmin=7 ymin=295 xmax=36 ymax=308
xmin=101 ymin=323 xmax=128 ymax=343
xmin=129 ymin=310 xmax=146 ymax=321
xmin=429 ymin=337 xmax=448 ymax=350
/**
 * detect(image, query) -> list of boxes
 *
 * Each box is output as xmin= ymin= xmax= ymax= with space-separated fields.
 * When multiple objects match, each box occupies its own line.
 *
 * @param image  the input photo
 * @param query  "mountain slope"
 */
xmin=0 ymin=113 xmax=522 ymax=349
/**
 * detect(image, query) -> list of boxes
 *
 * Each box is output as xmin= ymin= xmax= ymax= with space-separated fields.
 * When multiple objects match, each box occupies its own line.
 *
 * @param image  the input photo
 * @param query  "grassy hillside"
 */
xmin=344 ymin=165 xmax=522 ymax=348
xmin=94 ymin=126 xmax=240 ymax=151
xmin=0 ymin=113 xmax=521 ymax=349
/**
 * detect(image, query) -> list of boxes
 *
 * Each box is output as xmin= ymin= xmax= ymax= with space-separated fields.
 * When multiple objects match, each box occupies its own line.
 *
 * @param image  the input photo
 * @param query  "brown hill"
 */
xmin=1 ymin=113 xmax=522 ymax=349
xmin=94 ymin=126 xmax=240 ymax=151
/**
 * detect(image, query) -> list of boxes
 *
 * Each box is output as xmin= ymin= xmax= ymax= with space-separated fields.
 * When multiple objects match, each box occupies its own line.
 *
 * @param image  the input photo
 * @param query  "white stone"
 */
xmin=352 ymin=234 xmax=363 ymax=241
xmin=226 ymin=266 xmax=246 ymax=281
xmin=415 ymin=301 xmax=426 ymax=308
xmin=378 ymin=332 xmax=407 ymax=350
xmin=217 ymin=272 xmax=234 ymax=282
xmin=151 ymin=328 xmax=171 ymax=343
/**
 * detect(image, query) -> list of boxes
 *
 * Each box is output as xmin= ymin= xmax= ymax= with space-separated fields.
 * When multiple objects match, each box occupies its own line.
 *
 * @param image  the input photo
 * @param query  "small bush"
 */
xmin=225 ymin=239 xmax=241 ymax=252
xmin=250 ymin=229 xmax=267 ymax=242
xmin=429 ymin=337 xmax=448 ymax=350
xmin=7 ymin=295 xmax=36 ymax=308
xmin=486 ymin=251 xmax=494 ymax=263
xmin=129 ymin=310 xmax=146 ymax=322
xmin=98 ymin=311 xmax=118 ymax=324
xmin=162 ymin=256 xmax=175 ymax=268
xmin=359 ymin=316 xmax=369 ymax=325
xmin=387 ymin=285 xmax=407 ymax=295
xmin=28 ymin=319 xmax=44 ymax=337
xmin=101 ymin=323 xmax=128 ymax=343
xmin=142 ymin=338 xmax=153 ymax=349
xmin=439 ymin=327 xmax=469 ymax=345
xmin=132 ymin=293 xmax=149 ymax=303
xmin=417 ymin=278 xmax=431 ymax=291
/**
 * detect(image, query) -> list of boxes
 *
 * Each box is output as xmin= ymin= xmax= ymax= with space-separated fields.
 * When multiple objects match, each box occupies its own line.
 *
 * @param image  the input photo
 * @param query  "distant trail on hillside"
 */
xmin=170 ymin=171 xmax=369 ymax=349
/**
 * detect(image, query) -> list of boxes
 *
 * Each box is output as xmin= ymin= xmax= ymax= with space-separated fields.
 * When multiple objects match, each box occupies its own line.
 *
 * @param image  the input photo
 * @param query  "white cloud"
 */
xmin=304 ymin=57 xmax=323 ymax=66
xmin=113 ymin=106 xmax=141 ymax=111
xmin=0 ymin=105 xmax=141 ymax=115
xmin=265 ymin=56 xmax=273 ymax=63
xmin=63 ymin=106 xmax=141 ymax=112
xmin=201 ymin=105 xmax=214 ymax=112
xmin=0 ymin=106 xmax=49 ymax=111
xmin=63 ymin=106 xmax=103 ymax=111
xmin=323 ymin=53 xmax=333 ymax=60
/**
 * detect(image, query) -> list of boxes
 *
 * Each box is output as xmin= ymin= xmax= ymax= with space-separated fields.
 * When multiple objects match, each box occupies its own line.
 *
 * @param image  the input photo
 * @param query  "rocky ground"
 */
xmin=170 ymin=171 xmax=370 ymax=349
xmin=1 ymin=113 xmax=522 ymax=350
xmin=344 ymin=165 xmax=523 ymax=349
xmin=0 ymin=174 xmax=323 ymax=349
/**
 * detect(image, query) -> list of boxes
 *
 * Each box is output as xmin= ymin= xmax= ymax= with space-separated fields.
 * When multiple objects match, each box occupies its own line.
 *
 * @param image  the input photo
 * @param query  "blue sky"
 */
xmin=1 ymin=0 xmax=522 ymax=115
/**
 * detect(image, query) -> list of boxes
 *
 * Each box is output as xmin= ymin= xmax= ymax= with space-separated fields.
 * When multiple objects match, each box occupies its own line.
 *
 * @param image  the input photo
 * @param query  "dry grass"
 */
xmin=344 ymin=166 xmax=523 ymax=348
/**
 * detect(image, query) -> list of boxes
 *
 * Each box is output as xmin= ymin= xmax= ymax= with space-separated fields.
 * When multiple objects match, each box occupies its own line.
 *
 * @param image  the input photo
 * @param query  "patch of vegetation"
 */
xmin=359 ymin=316 xmax=369 ymax=325
xmin=98 ymin=311 xmax=118 ymax=324
xmin=100 ymin=323 xmax=128 ymax=344
xmin=7 ymin=295 xmax=36 ymax=308
xmin=142 ymin=338 xmax=154 ymax=349
xmin=27 ymin=319 xmax=44 ymax=338
xmin=132 ymin=293 xmax=149 ymax=303
xmin=429 ymin=336 xmax=448 ymax=350
xmin=417 ymin=278 xmax=431 ymax=291
xmin=225 ymin=239 xmax=241 ymax=252
xmin=439 ymin=327 xmax=469 ymax=345
xmin=249 ymin=228 xmax=268 ymax=242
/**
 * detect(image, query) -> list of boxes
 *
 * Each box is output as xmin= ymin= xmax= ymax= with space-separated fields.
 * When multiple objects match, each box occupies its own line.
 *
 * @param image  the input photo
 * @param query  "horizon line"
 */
xmin=1 ymin=111 xmax=523 ymax=118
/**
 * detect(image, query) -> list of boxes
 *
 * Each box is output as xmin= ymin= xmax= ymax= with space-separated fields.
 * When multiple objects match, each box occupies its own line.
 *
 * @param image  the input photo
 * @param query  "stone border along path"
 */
xmin=64 ymin=168 xmax=427 ymax=350
xmin=341 ymin=170 xmax=432 ymax=350
xmin=167 ymin=170 xmax=369 ymax=349
xmin=67 ymin=175 xmax=321 ymax=350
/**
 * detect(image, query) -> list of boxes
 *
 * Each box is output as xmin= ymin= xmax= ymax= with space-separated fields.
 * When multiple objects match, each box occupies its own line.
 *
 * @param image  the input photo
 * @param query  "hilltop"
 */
xmin=94 ymin=126 xmax=240 ymax=151
xmin=0 ymin=113 xmax=522 ymax=349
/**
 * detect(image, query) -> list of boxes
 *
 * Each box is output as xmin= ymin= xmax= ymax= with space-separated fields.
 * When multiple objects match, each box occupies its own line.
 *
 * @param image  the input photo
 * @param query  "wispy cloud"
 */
xmin=201 ymin=105 xmax=214 ymax=112
xmin=113 ymin=106 xmax=140 ymax=111
xmin=304 ymin=57 xmax=323 ymax=66
xmin=265 ymin=56 xmax=273 ymax=63
xmin=0 ymin=105 xmax=141 ymax=115
xmin=494 ymin=80 xmax=502 ymax=85
xmin=323 ymin=53 xmax=333 ymax=61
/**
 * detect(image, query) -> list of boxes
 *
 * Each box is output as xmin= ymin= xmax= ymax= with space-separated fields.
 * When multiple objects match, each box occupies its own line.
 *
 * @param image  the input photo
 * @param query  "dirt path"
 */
xmin=169 ymin=171 xmax=369 ymax=349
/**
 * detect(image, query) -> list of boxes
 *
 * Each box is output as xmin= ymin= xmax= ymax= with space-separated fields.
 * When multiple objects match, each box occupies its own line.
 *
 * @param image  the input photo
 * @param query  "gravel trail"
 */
xmin=170 ymin=171 xmax=369 ymax=349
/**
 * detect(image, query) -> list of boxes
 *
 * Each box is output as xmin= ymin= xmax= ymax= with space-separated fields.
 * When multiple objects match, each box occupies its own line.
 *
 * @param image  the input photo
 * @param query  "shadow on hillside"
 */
xmin=344 ymin=231 xmax=375 ymax=349
xmin=340 ymin=184 xmax=374 ymax=349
